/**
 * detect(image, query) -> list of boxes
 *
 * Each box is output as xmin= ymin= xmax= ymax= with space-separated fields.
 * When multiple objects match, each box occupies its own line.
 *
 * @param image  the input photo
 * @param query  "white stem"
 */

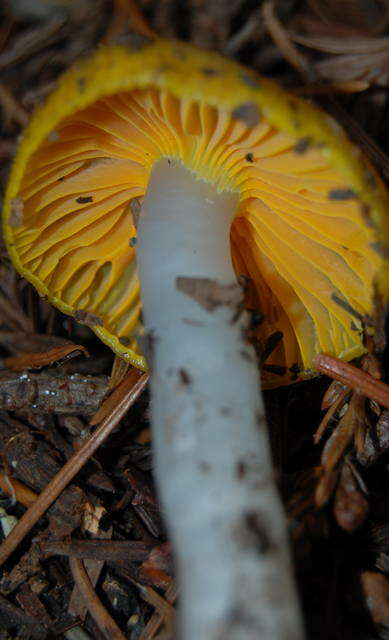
xmin=137 ymin=159 xmax=305 ymax=640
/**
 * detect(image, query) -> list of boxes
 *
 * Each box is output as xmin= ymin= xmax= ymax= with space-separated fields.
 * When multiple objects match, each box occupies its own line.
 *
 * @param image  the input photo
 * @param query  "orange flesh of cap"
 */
xmin=8 ymin=82 xmax=382 ymax=386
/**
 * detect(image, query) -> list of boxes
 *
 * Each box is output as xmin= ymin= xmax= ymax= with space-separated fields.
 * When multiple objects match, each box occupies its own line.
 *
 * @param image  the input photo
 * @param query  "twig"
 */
xmin=0 ymin=83 xmax=29 ymax=128
xmin=42 ymin=538 xmax=152 ymax=563
xmin=139 ymin=582 xmax=178 ymax=640
xmin=102 ymin=0 xmax=156 ymax=44
xmin=69 ymin=557 xmax=126 ymax=640
xmin=314 ymin=353 xmax=389 ymax=409
xmin=0 ymin=370 xmax=148 ymax=567
xmin=4 ymin=344 xmax=89 ymax=371
xmin=0 ymin=370 xmax=109 ymax=415
xmin=261 ymin=0 xmax=316 ymax=82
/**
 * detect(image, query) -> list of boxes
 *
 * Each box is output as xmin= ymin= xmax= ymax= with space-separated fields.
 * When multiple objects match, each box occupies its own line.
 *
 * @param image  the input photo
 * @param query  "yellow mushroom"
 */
xmin=3 ymin=39 xmax=388 ymax=640
xmin=3 ymin=39 xmax=388 ymax=387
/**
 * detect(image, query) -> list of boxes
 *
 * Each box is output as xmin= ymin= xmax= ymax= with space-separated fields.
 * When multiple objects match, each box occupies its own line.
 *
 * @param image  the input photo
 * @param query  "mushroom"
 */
xmin=3 ymin=39 xmax=388 ymax=640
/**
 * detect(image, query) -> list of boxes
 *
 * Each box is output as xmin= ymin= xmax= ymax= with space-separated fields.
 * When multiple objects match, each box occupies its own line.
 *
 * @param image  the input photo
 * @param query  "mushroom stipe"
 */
xmin=2 ymin=39 xmax=389 ymax=640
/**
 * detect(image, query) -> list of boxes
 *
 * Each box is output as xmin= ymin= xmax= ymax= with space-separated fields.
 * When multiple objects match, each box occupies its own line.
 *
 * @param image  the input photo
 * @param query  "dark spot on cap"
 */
xmin=201 ymin=67 xmax=221 ymax=76
xmin=232 ymin=103 xmax=261 ymax=128
xmin=364 ymin=166 xmax=377 ymax=188
xmin=178 ymin=368 xmax=192 ymax=385
xmin=370 ymin=242 xmax=389 ymax=258
xmin=47 ymin=131 xmax=59 ymax=142
xmin=129 ymin=236 xmax=137 ymax=247
xmin=9 ymin=198 xmax=24 ymax=228
xmin=199 ymin=461 xmax=211 ymax=472
xmin=360 ymin=203 xmax=375 ymax=228
xmin=119 ymin=336 xmax=131 ymax=346
xmin=331 ymin=293 xmax=363 ymax=321
xmin=245 ymin=152 xmax=254 ymax=163
xmin=294 ymin=137 xmax=311 ymax=154
xmin=220 ymin=406 xmax=231 ymax=416
xmin=240 ymin=72 xmax=261 ymax=88
xmin=78 ymin=77 xmax=86 ymax=92
xmin=262 ymin=364 xmax=287 ymax=376
xmin=328 ymin=188 xmax=357 ymax=201
xmin=76 ymin=196 xmax=93 ymax=204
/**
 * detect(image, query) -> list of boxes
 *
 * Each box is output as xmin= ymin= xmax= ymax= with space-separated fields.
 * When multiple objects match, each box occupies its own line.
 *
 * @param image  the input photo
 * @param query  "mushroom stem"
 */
xmin=137 ymin=159 xmax=305 ymax=640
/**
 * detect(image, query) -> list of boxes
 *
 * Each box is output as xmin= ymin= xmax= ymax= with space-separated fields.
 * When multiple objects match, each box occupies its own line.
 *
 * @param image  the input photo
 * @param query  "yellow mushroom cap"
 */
xmin=3 ymin=39 xmax=389 ymax=386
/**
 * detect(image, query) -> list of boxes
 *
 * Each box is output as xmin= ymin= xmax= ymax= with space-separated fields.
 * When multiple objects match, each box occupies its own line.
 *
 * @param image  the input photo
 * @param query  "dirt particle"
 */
xmin=176 ymin=277 xmax=243 ymax=313
xmin=129 ymin=197 xmax=142 ymax=229
xmin=236 ymin=460 xmax=246 ymax=480
xmin=240 ymin=350 xmax=254 ymax=363
xmin=76 ymin=196 xmax=93 ymax=204
xmin=231 ymin=103 xmax=261 ymax=128
xmin=328 ymin=188 xmax=357 ymax=201
xmin=256 ymin=410 xmax=265 ymax=430
xmin=129 ymin=236 xmax=137 ymax=247
xmin=220 ymin=406 xmax=231 ymax=417
xmin=178 ymin=368 xmax=192 ymax=385
xmin=234 ymin=511 xmax=274 ymax=555
xmin=249 ymin=310 xmax=265 ymax=327
xmin=245 ymin=152 xmax=254 ymax=163
xmin=119 ymin=336 xmax=131 ymax=346
xmin=74 ymin=310 xmax=103 ymax=327
xmin=199 ymin=461 xmax=211 ymax=472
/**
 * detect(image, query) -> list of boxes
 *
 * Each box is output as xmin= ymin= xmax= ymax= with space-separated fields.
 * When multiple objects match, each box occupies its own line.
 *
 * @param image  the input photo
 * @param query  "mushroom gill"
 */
xmin=9 ymin=85 xmax=380 ymax=385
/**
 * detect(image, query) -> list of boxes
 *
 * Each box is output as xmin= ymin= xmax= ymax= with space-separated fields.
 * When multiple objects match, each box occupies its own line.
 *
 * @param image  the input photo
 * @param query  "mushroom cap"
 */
xmin=3 ymin=39 xmax=388 ymax=386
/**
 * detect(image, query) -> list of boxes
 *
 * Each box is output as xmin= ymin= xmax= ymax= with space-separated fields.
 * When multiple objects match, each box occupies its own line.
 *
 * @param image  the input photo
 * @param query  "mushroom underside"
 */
xmin=10 ymin=87 xmax=379 ymax=385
